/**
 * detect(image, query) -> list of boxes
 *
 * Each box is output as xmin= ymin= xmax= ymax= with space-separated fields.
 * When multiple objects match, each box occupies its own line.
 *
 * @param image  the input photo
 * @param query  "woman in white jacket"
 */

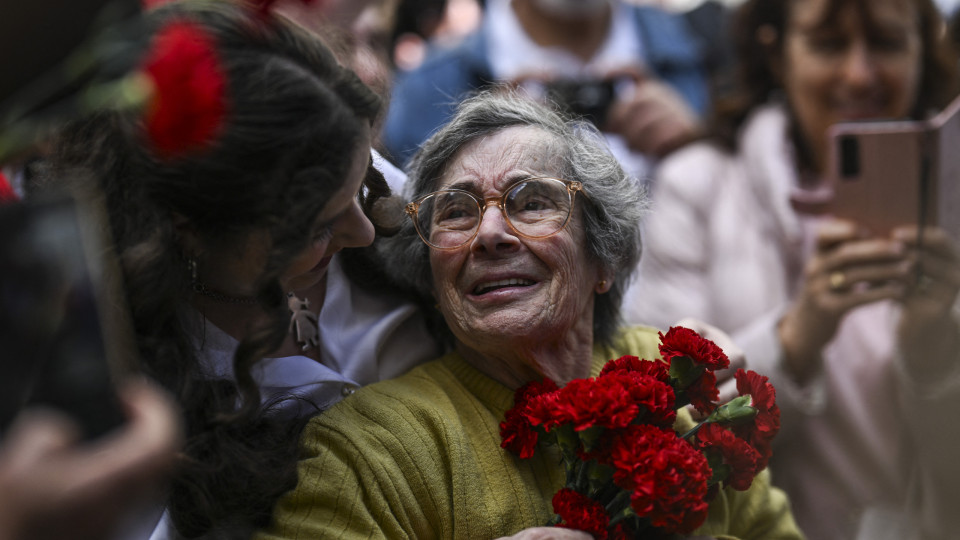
xmin=623 ymin=0 xmax=960 ymax=538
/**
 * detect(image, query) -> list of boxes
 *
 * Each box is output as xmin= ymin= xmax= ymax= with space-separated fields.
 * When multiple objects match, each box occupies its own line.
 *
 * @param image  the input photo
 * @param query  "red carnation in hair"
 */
xmin=659 ymin=326 xmax=730 ymax=371
xmin=552 ymin=488 xmax=611 ymax=540
xmin=142 ymin=20 xmax=226 ymax=159
xmin=0 ymin=171 xmax=18 ymax=203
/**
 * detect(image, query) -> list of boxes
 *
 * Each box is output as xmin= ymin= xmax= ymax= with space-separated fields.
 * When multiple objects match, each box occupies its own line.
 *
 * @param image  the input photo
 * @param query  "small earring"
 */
xmin=596 ymin=279 xmax=608 ymax=293
xmin=188 ymin=257 xmax=199 ymax=289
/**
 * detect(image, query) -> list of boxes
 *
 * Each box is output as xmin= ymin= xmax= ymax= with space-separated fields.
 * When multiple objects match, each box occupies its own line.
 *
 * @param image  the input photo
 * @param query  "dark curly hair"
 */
xmin=43 ymin=1 xmax=385 ymax=537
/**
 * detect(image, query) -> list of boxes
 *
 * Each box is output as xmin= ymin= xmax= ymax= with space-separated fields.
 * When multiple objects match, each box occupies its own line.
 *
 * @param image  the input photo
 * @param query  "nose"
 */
xmin=470 ymin=201 xmax=520 ymax=254
xmin=841 ymin=41 xmax=879 ymax=90
xmin=336 ymin=200 xmax=375 ymax=249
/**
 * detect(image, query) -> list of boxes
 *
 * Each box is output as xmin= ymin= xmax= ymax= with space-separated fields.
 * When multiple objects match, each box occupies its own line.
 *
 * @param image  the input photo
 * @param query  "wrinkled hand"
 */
xmin=0 ymin=378 xmax=183 ymax=540
xmin=893 ymin=225 xmax=960 ymax=382
xmin=496 ymin=527 xmax=593 ymax=540
xmin=778 ymin=219 xmax=910 ymax=383
xmin=604 ymin=72 xmax=702 ymax=158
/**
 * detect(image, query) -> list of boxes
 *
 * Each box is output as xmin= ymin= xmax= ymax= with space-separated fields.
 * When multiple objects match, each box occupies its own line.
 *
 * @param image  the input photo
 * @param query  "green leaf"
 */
xmin=668 ymin=355 xmax=705 ymax=389
xmin=707 ymin=395 xmax=757 ymax=425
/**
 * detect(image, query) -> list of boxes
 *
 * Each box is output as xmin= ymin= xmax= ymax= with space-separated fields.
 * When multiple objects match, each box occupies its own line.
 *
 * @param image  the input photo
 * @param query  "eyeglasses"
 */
xmin=405 ymin=176 xmax=584 ymax=250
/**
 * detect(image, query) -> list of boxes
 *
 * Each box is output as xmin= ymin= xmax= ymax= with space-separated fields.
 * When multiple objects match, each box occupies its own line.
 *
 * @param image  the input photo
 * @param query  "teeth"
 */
xmin=474 ymin=278 xmax=534 ymax=295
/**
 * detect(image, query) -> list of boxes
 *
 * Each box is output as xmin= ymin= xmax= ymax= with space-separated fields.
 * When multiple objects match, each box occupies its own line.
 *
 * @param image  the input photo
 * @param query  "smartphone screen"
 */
xmin=0 ymin=196 xmax=126 ymax=439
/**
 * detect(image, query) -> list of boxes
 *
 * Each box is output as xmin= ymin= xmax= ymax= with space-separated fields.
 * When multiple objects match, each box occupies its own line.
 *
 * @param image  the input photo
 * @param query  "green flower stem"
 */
xmin=681 ymin=395 xmax=758 ymax=441
xmin=605 ymin=489 xmax=634 ymax=527
xmin=0 ymin=72 xmax=151 ymax=163
xmin=707 ymin=395 xmax=757 ymax=425
xmin=575 ymin=459 xmax=591 ymax=493
xmin=681 ymin=421 xmax=705 ymax=441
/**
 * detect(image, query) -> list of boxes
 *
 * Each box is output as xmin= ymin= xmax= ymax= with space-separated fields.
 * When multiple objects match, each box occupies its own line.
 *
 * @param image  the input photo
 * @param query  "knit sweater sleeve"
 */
xmin=255 ymin=374 xmax=455 ymax=539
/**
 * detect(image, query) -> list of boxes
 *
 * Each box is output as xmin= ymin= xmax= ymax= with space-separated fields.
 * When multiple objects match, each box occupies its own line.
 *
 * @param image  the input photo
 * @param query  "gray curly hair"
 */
xmin=378 ymin=89 xmax=648 ymax=346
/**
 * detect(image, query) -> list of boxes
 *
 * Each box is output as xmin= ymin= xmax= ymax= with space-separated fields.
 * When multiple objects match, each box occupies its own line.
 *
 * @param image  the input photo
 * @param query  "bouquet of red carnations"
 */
xmin=499 ymin=326 xmax=780 ymax=540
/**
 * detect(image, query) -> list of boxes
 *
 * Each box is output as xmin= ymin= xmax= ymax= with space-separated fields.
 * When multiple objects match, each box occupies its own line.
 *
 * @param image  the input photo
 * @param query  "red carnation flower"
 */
xmin=696 ymin=423 xmax=762 ymax=491
xmin=500 ymin=408 xmax=540 ymax=459
xmin=552 ymin=488 xmax=611 ymax=540
xmin=0 ymin=171 xmax=18 ymax=203
xmin=515 ymin=378 xmax=559 ymax=407
xmin=683 ymin=370 xmax=720 ymax=415
xmin=530 ymin=377 xmax=640 ymax=432
xmin=600 ymin=355 xmax=671 ymax=383
xmin=732 ymin=369 xmax=780 ymax=468
xmin=601 ymin=424 xmax=711 ymax=534
xmin=613 ymin=372 xmax=676 ymax=428
xmin=500 ymin=379 xmax=560 ymax=458
xmin=142 ymin=20 xmax=226 ymax=159
xmin=659 ymin=326 xmax=730 ymax=371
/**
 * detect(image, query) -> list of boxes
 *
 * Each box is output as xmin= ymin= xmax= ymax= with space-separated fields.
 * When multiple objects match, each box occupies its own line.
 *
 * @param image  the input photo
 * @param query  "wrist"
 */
xmin=777 ymin=310 xmax=827 ymax=385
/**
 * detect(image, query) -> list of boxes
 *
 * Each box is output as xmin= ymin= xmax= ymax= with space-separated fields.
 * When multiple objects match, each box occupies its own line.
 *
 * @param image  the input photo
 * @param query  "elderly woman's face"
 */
xmin=429 ymin=126 xmax=605 ymax=353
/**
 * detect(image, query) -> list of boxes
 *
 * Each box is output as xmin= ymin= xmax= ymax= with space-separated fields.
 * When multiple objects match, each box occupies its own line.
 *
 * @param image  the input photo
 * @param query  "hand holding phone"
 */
xmin=0 ymin=196 xmax=130 ymax=439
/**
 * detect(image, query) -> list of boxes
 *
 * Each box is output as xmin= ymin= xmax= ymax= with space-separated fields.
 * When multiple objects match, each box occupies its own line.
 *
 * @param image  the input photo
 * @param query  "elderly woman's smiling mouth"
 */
xmin=469 ymin=276 xmax=538 ymax=297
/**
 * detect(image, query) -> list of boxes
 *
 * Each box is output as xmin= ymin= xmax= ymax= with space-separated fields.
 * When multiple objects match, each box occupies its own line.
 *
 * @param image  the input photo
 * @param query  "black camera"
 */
xmin=544 ymin=78 xmax=618 ymax=127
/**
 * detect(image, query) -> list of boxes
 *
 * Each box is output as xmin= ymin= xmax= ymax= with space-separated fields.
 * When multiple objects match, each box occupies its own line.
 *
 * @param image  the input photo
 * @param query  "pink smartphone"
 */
xmin=826 ymin=93 xmax=960 ymax=242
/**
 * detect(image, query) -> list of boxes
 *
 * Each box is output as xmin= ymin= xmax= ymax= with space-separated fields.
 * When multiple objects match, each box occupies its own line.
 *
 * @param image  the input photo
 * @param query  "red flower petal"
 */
xmin=0 ymin=171 xmax=18 ymax=203
xmin=601 ymin=425 xmax=712 ymax=534
xmin=599 ymin=355 xmax=670 ymax=382
xmin=732 ymin=369 xmax=781 ymax=469
xmin=552 ymin=488 xmax=610 ymax=540
xmin=697 ymin=423 xmax=762 ymax=491
xmin=499 ymin=379 xmax=559 ymax=458
xmin=659 ymin=326 xmax=730 ymax=371
xmin=142 ymin=21 xmax=226 ymax=159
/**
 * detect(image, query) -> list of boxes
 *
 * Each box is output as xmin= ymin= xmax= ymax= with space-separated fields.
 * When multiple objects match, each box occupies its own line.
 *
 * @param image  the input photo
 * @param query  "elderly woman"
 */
xmin=255 ymin=92 xmax=802 ymax=539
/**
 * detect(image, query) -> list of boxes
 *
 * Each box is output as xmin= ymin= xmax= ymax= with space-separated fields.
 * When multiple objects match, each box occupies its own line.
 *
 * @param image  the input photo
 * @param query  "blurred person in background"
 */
xmin=381 ymin=0 xmax=710 ymax=182
xmin=40 ymin=2 xmax=439 ymax=538
xmin=622 ymin=0 xmax=960 ymax=538
xmin=0 ymin=0 xmax=182 ymax=538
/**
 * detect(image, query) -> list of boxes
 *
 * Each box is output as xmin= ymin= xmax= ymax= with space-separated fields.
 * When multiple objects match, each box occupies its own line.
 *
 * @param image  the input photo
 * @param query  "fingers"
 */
xmin=815 ymin=218 xmax=862 ymax=251
xmin=605 ymin=79 xmax=702 ymax=158
xmin=812 ymin=221 xmax=910 ymax=295
xmin=0 ymin=408 xmax=81 ymax=474
xmin=497 ymin=527 xmax=594 ymax=539
xmin=893 ymin=226 xmax=960 ymax=292
xmin=67 ymin=378 xmax=182 ymax=494
xmin=105 ymin=378 xmax=184 ymax=471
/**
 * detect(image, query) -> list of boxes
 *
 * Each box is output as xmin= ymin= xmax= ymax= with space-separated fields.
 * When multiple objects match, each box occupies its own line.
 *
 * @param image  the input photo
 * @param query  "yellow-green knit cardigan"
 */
xmin=256 ymin=326 xmax=804 ymax=540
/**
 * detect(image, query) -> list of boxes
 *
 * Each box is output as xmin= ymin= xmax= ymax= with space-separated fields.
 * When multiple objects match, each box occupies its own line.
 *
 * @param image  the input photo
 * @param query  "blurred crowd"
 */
xmin=2 ymin=0 xmax=960 ymax=539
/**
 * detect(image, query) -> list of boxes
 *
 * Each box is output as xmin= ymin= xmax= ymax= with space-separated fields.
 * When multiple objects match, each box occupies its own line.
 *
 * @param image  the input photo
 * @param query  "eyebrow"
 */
xmin=442 ymin=180 xmax=481 ymax=194
xmin=439 ymin=175 xmax=546 ymax=195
